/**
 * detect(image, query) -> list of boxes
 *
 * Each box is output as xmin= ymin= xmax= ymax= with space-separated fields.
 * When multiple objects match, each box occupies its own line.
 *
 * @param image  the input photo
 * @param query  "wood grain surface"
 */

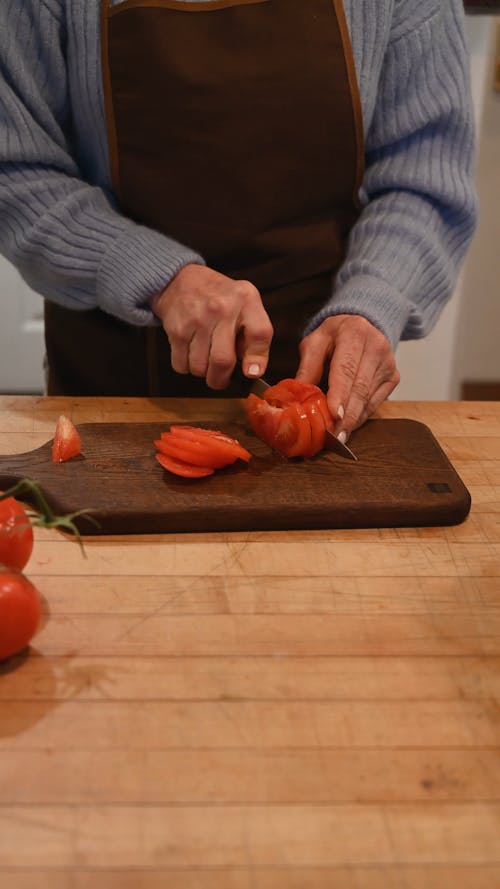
xmin=0 ymin=416 xmax=471 ymax=532
xmin=0 ymin=396 xmax=499 ymax=889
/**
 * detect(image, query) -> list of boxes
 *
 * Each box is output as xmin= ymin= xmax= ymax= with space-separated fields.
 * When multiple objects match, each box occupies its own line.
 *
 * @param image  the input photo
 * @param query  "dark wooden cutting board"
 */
xmin=0 ymin=418 xmax=471 ymax=534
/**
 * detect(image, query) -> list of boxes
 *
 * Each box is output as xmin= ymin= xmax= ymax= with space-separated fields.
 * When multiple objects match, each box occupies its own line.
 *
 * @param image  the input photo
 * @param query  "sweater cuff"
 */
xmin=303 ymin=274 xmax=412 ymax=353
xmin=97 ymin=223 xmax=205 ymax=326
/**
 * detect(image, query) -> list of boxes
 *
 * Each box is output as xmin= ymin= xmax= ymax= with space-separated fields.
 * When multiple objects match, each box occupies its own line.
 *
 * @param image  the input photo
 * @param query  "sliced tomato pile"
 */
xmin=155 ymin=426 xmax=252 ymax=478
xmin=52 ymin=415 xmax=82 ymax=463
xmin=245 ymin=378 xmax=335 ymax=458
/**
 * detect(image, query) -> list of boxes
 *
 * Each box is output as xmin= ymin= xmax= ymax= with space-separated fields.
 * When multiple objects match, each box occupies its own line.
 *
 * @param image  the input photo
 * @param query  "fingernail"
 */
xmin=337 ymin=430 xmax=348 ymax=445
xmin=248 ymin=363 xmax=261 ymax=377
xmin=337 ymin=404 xmax=345 ymax=420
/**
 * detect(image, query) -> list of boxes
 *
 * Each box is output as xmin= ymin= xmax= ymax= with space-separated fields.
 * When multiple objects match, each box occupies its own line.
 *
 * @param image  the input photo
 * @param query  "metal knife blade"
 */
xmin=323 ymin=428 xmax=358 ymax=461
xmin=249 ymin=376 xmax=358 ymax=461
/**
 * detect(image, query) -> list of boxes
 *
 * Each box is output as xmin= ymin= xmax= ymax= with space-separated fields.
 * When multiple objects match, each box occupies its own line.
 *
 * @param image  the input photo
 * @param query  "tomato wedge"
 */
xmin=155 ymin=452 xmax=214 ymax=478
xmin=52 ymin=415 xmax=81 ymax=463
xmin=246 ymin=378 xmax=334 ymax=458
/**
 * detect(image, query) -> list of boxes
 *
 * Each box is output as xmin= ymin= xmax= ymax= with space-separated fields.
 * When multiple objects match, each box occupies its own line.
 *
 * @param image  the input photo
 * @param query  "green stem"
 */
xmin=0 ymin=479 xmax=99 ymax=556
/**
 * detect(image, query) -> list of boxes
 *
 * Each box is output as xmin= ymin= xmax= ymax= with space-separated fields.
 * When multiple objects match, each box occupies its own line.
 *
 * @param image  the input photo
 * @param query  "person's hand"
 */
xmin=296 ymin=314 xmax=400 ymax=441
xmin=150 ymin=264 xmax=274 ymax=389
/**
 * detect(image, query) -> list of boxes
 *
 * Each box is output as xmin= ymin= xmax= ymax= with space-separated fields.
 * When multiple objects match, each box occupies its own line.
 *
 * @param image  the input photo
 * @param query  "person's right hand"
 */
xmin=149 ymin=264 xmax=274 ymax=389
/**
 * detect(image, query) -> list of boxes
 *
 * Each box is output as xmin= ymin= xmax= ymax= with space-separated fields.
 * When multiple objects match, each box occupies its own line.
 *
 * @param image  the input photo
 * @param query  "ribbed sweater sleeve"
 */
xmin=305 ymin=0 xmax=478 ymax=350
xmin=0 ymin=1 xmax=477 ymax=344
xmin=0 ymin=0 xmax=205 ymax=325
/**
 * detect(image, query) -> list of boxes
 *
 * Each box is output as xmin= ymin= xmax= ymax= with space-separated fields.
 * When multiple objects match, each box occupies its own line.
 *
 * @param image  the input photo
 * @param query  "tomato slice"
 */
xmin=279 ymin=403 xmax=312 ymax=457
xmin=310 ymin=395 xmax=335 ymax=434
xmin=52 ymin=415 xmax=82 ymax=463
xmin=155 ymin=436 xmax=238 ymax=469
xmin=167 ymin=426 xmax=251 ymax=463
xmin=155 ymin=452 xmax=214 ymax=478
xmin=302 ymin=401 xmax=327 ymax=457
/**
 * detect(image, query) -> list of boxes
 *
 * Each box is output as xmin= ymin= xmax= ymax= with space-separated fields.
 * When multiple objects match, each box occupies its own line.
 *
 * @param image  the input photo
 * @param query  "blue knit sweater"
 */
xmin=0 ymin=0 xmax=477 ymax=351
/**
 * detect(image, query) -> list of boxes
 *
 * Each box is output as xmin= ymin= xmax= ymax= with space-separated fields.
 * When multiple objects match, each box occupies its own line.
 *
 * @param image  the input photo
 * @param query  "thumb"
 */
xmin=241 ymin=344 xmax=271 ymax=380
xmin=238 ymin=324 xmax=273 ymax=380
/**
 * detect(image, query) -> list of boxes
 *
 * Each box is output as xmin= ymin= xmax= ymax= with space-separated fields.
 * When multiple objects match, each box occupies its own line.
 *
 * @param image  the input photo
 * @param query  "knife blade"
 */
xmin=249 ymin=376 xmax=358 ymax=461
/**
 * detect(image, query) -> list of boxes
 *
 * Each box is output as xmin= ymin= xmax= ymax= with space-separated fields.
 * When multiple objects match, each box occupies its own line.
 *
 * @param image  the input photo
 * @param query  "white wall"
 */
xmin=394 ymin=15 xmax=494 ymax=400
xmin=0 ymin=264 xmax=45 ymax=394
xmin=453 ymin=19 xmax=500 ymax=389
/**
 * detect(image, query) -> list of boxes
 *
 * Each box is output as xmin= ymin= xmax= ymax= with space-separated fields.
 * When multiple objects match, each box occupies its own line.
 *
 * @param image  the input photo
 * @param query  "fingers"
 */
xmin=298 ymin=315 xmax=400 ymax=441
xmin=204 ymin=322 xmax=238 ymax=390
xmin=238 ymin=296 xmax=274 ymax=381
xmin=356 ymin=376 xmax=401 ymax=428
xmin=296 ymin=327 xmax=331 ymax=387
xmin=155 ymin=266 xmax=273 ymax=390
xmin=326 ymin=317 xmax=399 ymax=439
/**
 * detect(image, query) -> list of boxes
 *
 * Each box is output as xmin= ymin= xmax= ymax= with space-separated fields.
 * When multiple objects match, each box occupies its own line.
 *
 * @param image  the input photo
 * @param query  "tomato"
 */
xmin=264 ymin=379 xmax=322 ymax=406
xmin=156 ymin=451 xmax=214 ymax=478
xmin=165 ymin=427 xmax=251 ymax=465
xmin=156 ymin=437 xmax=234 ymax=469
xmin=0 ymin=495 xmax=34 ymax=571
xmin=0 ymin=569 xmax=41 ymax=661
xmin=302 ymin=401 xmax=327 ymax=458
xmin=168 ymin=426 xmax=251 ymax=462
xmin=52 ymin=415 xmax=82 ymax=463
xmin=246 ymin=378 xmax=334 ymax=458
xmin=155 ymin=426 xmax=252 ymax=477
xmin=246 ymin=395 xmax=311 ymax=458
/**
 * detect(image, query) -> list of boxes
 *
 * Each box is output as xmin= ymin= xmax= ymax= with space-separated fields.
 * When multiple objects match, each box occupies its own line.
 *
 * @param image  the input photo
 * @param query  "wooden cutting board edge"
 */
xmin=0 ymin=418 xmax=472 ymax=534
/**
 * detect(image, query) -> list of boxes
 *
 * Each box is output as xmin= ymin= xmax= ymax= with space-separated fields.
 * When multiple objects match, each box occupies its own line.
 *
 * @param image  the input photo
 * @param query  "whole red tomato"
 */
xmin=0 ymin=494 xmax=34 ymax=571
xmin=0 ymin=569 xmax=41 ymax=661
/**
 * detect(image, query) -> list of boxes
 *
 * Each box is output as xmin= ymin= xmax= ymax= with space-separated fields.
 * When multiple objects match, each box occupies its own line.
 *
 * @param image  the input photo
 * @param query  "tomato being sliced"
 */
xmin=246 ymin=395 xmax=311 ymax=458
xmin=0 ymin=494 xmax=34 ymax=571
xmin=264 ymin=378 xmax=323 ymax=406
xmin=246 ymin=378 xmax=334 ymax=458
xmin=155 ymin=452 xmax=214 ymax=478
xmin=52 ymin=415 xmax=82 ymax=463
xmin=302 ymin=401 xmax=327 ymax=458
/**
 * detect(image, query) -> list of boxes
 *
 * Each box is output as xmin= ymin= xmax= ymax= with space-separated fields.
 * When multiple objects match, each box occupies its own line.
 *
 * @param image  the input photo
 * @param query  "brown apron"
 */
xmin=45 ymin=0 xmax=364 ymax=396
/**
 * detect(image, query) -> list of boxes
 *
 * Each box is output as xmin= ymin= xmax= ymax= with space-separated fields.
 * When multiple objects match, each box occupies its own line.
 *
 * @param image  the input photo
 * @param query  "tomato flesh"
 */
xmin=302 ymin=401 xmax=327 ymax=458
xmin=156 ymin=436 xmax=238 ymax=469
xmin=0 ymin=569 xmax=41 ymax=661
xmin=168 ymin=426 xmax=251 ymax=462
xmin=155 ymin=425 xmax=252 ymax=477
xmin=156 ymin=451 xmax=214 ymax=478
xmin=265 ymin=379 xmax=322 ymax=406
xmin=0 ymin=495 xmax=34 ymax=571
xmin=52 ymin=415 xmax=82 ymax=463
xmin=246 ymin=378 xmax=334 ymax=458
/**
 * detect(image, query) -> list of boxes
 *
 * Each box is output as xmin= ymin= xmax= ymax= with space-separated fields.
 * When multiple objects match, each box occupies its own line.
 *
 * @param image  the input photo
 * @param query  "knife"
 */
xmin=249 ymin=376 xmax=358 ymax=461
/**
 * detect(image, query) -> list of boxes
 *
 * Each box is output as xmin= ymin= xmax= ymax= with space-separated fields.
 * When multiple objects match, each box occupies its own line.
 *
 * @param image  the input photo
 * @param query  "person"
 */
xmin=0 ymin=0 xmax=477 ymax=444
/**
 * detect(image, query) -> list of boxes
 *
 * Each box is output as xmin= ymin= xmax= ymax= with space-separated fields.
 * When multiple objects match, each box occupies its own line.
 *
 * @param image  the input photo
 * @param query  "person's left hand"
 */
xmin=296 ymin=314 xmax=400 ymax=442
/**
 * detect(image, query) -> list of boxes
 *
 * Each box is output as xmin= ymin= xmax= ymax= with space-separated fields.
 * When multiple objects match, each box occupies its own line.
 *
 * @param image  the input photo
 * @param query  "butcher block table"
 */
xmin=0 ymin=395 xmax=499 ymax=889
